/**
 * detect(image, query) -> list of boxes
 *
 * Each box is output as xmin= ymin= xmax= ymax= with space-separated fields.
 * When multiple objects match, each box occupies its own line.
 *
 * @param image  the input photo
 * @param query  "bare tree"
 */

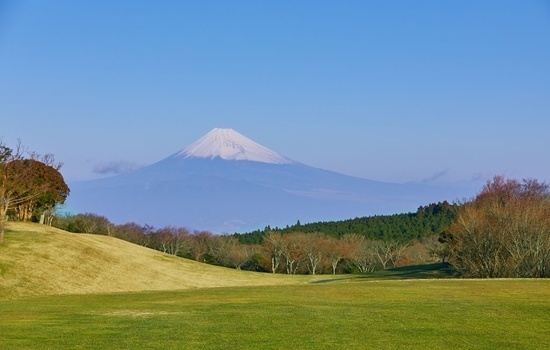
xmin=302 ymin=233 xmax=326 ymax=275
xmin=223 ymin=239 xmax=257 ymax=270
xmin=190 ymin=230 xmax=213 ymax=262
xmin=325 ymin=237 xmax=353 ymax=274
xmin=279 ymin=233 xmax=306 ymax=274
xmin=264 ymin=231 xmax=284 ymax=273
xmin=112 ymin=222 xmax=153 ymax=246
xmin=206 ymin=235 xmax=235 ymax=266
xmin=424 ymin=234 xmax=449 ymax=262
xmin=64 ymin=213 xmax=113 ymax=234
xmin=342 ymin=234 xmax=379 ymax=273
xmin=444 ymin=176 xmax=550 ymax=278
xmin=152 ymin=226 xmax=191 ymax=256
xmin=371 ymin=239 xmax=410 ymax=269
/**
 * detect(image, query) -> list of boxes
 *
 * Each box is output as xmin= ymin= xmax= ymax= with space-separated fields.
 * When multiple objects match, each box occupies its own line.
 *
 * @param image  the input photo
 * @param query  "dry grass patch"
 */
xmin=0 ymin=222 xmax=316 ymax=299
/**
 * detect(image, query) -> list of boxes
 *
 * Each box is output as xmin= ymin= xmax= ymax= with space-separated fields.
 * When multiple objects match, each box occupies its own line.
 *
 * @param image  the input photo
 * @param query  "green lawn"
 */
xmin=1 ymin=279 xmax=548 ymax=349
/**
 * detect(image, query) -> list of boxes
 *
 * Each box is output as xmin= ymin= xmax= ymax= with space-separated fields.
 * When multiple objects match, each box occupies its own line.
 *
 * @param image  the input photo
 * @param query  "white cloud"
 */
xmin=93 ymin=161 xmax=140 ymax=175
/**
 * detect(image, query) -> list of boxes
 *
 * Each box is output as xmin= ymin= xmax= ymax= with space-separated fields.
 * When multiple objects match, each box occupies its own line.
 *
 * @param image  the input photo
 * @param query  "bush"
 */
xmin=443 ymin=176 xmax=550 ymax=278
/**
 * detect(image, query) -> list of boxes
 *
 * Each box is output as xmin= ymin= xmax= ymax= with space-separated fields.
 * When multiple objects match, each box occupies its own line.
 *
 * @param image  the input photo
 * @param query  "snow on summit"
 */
xmin=175 ymin=128 xmax=294 ymax=164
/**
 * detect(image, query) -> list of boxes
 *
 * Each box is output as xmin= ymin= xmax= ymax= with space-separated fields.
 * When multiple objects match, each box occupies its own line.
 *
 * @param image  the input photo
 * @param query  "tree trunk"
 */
xmin=0 ymin=209 xmax=5 ymax=245
xmin=331 ymin=261 xmax=338 ymax=274
xmin=271 ymin=255 xmax=280 ymax=274
xmin=0 ymin=198 xmax=8 ymax=244
xmin=284 ymin=257 xmax=295 ymax=275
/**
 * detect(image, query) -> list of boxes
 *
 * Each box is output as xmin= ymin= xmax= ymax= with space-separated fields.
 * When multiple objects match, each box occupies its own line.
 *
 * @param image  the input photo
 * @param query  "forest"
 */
xmin=235 ymin=201 xmax=458 ymax=244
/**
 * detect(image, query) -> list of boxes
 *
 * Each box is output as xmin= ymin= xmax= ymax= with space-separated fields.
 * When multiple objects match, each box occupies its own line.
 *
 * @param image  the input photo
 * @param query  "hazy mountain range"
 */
xmin=68 ymin=128 xmax=474 ymax=233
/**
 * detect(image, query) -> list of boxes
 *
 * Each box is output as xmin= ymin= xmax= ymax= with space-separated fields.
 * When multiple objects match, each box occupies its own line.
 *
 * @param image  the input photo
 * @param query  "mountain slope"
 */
xmin=68 ymin=128 xmax=472 ymax=232
xmin=0 ymin=222 xmax=307 ymax=299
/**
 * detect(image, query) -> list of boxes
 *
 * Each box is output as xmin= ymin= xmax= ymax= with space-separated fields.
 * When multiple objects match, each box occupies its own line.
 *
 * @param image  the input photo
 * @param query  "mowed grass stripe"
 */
xmin=1 ymin=280 xmax=548 ymax=349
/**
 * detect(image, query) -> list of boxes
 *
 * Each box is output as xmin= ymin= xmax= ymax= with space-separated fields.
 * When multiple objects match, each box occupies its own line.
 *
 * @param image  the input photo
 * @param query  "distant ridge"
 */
xmin=174 ymin=128 xmax=294 ymax=164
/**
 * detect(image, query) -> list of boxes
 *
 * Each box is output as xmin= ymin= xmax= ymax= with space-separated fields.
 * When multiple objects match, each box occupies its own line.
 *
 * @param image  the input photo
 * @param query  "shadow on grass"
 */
xmin=312 ymin=263 xmax=458 ymax=284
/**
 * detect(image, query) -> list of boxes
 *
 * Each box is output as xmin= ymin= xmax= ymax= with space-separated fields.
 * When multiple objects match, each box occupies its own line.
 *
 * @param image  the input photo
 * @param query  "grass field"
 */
xmin=1 ymin=280 xmax=549 ymax=349
xmin=1 ymin=222 xmax=549 ymax=349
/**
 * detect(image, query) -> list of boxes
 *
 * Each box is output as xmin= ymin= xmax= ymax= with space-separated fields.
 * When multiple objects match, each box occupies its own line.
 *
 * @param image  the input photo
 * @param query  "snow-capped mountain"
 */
xmin=174 ymin=128 xmax=294 ymax=164
xmin=68 ymin=128 xmax=471 ymax=233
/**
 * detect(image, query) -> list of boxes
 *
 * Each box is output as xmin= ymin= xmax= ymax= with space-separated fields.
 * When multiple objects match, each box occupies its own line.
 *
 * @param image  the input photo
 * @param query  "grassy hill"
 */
xmin=0 ymin=222 xmax=310 ymax=299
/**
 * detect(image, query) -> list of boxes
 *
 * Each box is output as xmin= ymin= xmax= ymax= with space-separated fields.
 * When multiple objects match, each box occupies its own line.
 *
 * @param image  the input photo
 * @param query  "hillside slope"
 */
xmin=0 ymin=222 xmax=306 ymax=299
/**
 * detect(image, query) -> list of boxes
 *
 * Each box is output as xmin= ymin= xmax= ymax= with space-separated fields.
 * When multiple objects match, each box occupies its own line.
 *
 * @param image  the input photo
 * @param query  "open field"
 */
xmin=1 ymin=222 xmax=549 ymax=349
xmin=0 ymin=280 xmax=549 ymax=349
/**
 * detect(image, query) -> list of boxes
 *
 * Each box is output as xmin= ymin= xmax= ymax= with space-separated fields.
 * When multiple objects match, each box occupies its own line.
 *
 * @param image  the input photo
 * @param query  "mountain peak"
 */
xmin=174 ymin=128 xmax=294 ymax=164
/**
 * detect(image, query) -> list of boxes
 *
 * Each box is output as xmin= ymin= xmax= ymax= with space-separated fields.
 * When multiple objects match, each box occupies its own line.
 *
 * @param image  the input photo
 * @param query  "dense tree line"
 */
xmin=236 ymin=201 xmax=458 ymax=244
xmin=0 ymin=141 xmax=69 ymax=244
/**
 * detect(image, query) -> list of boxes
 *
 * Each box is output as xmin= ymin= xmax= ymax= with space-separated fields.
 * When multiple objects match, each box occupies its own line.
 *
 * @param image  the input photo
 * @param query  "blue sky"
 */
xmin=1 ymin=1 xmax=549 ymax=185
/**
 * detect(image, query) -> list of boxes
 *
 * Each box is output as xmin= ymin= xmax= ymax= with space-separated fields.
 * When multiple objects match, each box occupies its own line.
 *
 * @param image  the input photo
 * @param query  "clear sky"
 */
xmin=1 ymin=1 xmax=549 ymax=185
